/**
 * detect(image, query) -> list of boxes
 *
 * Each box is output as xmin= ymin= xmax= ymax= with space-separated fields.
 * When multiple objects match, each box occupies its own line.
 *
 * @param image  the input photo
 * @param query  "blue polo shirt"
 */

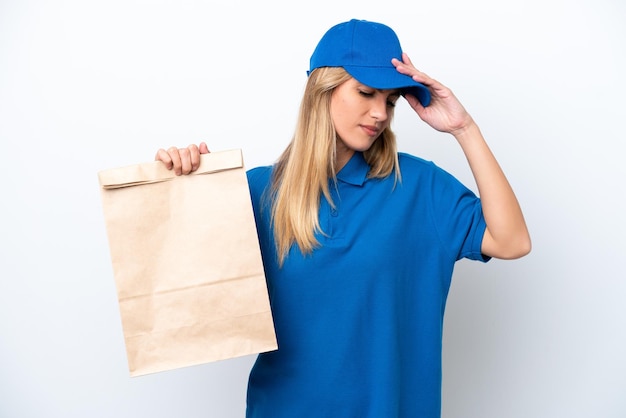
xmin=245 ymin=151 xmax=488 ymax=418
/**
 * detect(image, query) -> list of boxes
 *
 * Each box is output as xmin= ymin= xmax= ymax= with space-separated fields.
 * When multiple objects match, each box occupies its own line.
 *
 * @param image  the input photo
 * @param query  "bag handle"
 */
xmin=98 ymin=149 xmax=243 ymax=190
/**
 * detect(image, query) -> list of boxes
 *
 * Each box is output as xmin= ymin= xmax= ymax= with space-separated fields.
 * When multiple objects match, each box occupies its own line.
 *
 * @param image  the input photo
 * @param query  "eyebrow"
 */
xmin=378 ymin=88 xmax=401 ymax=97
xmin=357 ymin=82 xmax=401 ymax=99
xmin=372 ymin=88 xmax=401 ymax=97
xmin=384 ymin=90 xmax=402 ymax=100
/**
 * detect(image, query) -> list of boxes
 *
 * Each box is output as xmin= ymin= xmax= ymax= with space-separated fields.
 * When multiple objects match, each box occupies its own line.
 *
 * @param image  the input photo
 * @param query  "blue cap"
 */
xmin=309 ymin=19 xmax=431 ymax=107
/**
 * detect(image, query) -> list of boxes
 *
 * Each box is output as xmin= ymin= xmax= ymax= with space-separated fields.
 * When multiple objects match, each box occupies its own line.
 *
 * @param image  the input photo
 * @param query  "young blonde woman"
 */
xmin=156 ymin=19 xmax=531 ymax=418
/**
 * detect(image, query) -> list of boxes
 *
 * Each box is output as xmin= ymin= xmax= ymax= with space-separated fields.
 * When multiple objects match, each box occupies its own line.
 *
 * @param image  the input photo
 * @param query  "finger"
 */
xmin=391 ymin=57 xmax=412 ymax=74
xmin=392 ymin=57 xmax=430 ymax=88
xmin=168 ymin=146 xmax=183 ymax=175
xmin=178 ymin=147 xmax=193 ymax=175
xmin=404 ymin=92 xmax=425 ymax=113
xmin=401 ymin=52 xmax=415 ymax=67
xmin=155 ymin=148 xmax=174 ymax=169
xmin=188 ymin=144 xmax=201 ymax=172
xmin=399 ymin=53 xmax=436 ymax=85
xmin=199 ymin=142 xmax=210 ymax=154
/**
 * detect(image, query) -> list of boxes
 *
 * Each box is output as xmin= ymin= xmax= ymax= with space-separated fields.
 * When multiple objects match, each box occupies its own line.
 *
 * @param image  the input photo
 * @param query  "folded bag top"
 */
xmin=98 ymin=148 xmax=244 ymax=189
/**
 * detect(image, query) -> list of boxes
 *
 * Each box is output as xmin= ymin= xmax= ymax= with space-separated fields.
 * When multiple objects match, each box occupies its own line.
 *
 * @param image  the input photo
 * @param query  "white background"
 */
xmin=1 ymin=0 xmax=625 ymax=417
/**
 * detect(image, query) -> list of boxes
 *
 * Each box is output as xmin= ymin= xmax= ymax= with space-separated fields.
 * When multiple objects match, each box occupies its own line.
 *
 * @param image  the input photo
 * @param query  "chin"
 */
xmin=336 ymin=136 xmax=377 ymax=154
xmin=355 ymin=142 xmax=376 ymax=152
xmin=345 ymin=139 xmax=377 ymax=153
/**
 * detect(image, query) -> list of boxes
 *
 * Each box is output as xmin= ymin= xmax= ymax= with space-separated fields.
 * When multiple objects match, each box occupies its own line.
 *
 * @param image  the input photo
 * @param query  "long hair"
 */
xmin=270 ymin=67 xmax=401 ymax=266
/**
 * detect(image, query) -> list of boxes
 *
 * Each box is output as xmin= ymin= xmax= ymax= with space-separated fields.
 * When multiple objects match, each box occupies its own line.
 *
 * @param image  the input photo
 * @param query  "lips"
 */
xmin=361 ymin=124 xmax=380 ymax=137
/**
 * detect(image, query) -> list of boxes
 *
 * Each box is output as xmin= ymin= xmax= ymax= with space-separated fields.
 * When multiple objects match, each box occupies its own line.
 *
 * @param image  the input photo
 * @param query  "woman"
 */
xmin=156 ymin=19 xmax=530 ymax=418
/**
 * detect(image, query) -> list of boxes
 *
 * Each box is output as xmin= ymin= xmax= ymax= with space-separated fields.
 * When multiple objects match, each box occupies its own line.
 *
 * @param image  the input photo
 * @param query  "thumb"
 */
xmin=199 ymin=142 xmax=210 ymax=154
xmin=404 ymin=93 xmax=428 ymax=120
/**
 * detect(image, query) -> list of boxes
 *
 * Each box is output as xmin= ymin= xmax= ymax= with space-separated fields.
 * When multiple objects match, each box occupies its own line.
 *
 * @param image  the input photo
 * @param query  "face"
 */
xmin=330 ymin=78 xmax=400 ymax=168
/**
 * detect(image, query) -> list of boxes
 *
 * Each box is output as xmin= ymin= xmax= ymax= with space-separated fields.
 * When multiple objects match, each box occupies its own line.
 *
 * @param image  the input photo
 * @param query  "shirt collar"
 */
xmin=336 ymin=152 xmax=369 ymax=186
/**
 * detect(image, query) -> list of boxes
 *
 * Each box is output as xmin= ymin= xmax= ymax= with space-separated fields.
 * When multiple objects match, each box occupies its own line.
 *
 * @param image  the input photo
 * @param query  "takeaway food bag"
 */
xmin=98 ymin=149 xmax=277 ymax=376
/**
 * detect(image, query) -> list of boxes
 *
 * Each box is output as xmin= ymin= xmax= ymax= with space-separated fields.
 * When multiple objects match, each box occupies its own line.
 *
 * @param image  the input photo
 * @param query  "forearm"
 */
xmin=453 ymin=121 xmax=531 ymax=259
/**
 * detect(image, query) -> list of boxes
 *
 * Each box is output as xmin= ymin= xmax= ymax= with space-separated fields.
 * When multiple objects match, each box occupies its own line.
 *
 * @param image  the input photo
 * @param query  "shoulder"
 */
xmin=246 ymin=165 xmax=272 ymax=181
xmin=397 ymin=152 xmax=451 ymax=180
xmin=397 ymin=152 xmax=435 ymax=169
xmin=396 ymin=152 xmax=470 ymax=193
xmin=246 ymin=165 xmax=273 ymax=196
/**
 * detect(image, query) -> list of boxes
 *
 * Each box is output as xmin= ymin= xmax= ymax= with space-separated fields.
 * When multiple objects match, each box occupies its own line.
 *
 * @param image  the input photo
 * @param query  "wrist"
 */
xmin=451 ymin=118 xmax=480 ymax=142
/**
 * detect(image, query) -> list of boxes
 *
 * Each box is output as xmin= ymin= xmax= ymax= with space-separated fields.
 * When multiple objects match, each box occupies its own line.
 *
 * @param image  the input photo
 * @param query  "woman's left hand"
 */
xmin=392 ymin=53 xmax=475 ymax=136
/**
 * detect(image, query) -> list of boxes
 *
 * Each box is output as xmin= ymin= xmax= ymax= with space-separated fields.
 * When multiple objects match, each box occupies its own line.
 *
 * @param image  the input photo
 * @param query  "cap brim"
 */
xmin=344 ymin=66 xmax=432 ymax=107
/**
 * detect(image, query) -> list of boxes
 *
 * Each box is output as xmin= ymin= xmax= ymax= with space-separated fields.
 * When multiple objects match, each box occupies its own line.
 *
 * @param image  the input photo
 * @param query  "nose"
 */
xmin=370 ymin=97 xmax=389 ymax=122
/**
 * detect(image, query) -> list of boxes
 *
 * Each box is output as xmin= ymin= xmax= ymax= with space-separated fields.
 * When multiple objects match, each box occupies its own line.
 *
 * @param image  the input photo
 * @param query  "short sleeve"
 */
xmin=428 ymin=164 xmax=490 ymax=262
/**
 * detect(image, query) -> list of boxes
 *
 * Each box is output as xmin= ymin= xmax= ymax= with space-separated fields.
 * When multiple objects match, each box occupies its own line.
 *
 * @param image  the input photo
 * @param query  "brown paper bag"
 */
xmin=98 ymin=149 xmax=277 ymax=377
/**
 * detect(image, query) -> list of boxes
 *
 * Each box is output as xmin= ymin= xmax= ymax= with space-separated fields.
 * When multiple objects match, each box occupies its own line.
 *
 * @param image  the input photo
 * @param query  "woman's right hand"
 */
xmin=154 ymin=142 xmax=210 ymax=175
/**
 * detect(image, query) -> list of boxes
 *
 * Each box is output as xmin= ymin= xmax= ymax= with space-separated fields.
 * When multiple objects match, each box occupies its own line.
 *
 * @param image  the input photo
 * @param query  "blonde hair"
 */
xmin=270 ymin=67 xmax=401 ymax=265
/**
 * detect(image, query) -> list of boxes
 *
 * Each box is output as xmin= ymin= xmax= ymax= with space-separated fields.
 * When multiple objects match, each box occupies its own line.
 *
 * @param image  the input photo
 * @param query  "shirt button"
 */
xmin=331 ymin=208 xmax=338 ymax=217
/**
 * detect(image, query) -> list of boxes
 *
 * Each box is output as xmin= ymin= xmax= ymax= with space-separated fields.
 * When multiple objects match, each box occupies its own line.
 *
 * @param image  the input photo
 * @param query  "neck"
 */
xmin=335 ymin=142 xmax=354 ymax=172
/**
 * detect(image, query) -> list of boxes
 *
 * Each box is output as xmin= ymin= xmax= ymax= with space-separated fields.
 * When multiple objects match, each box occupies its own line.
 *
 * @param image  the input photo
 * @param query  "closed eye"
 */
xmin=359 ymin=89 xmax=399 ymax=107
